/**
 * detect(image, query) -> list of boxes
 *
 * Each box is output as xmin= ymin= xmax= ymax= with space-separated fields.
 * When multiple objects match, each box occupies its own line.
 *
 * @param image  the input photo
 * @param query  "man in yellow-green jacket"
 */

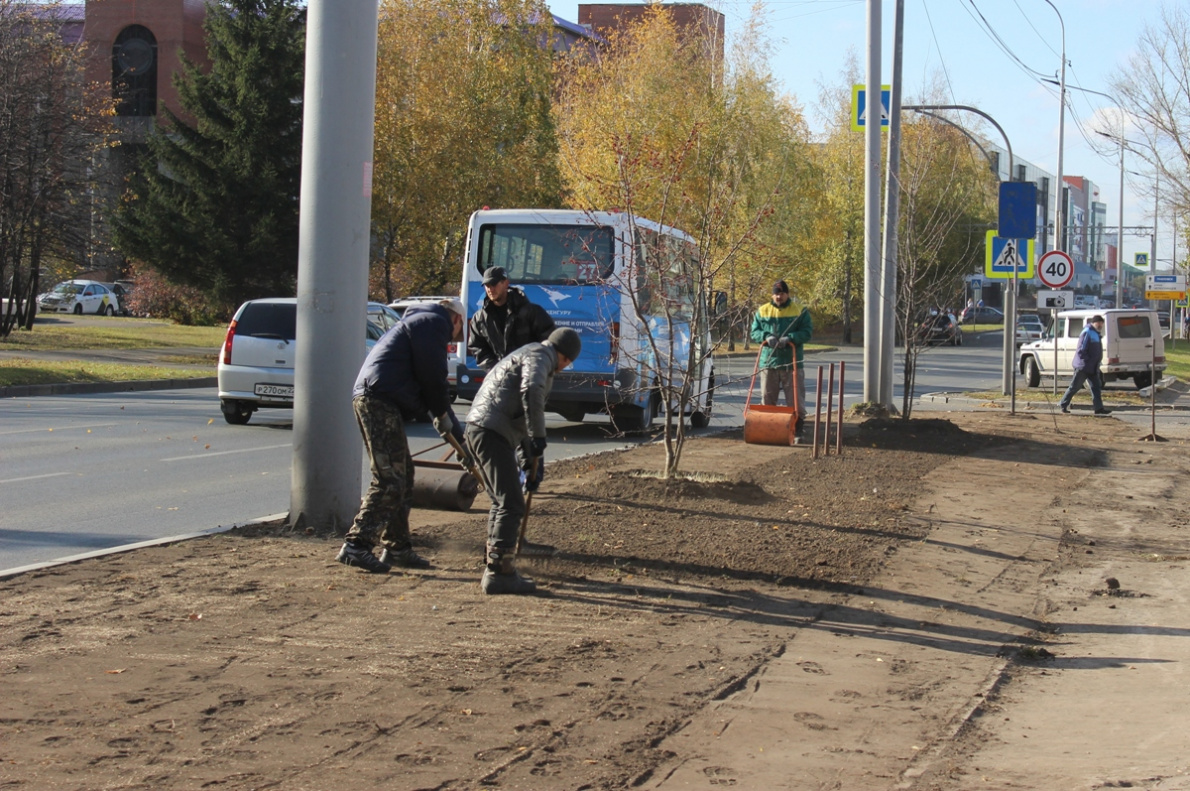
xmin=749 ymin=280 xmax=813 ymax=436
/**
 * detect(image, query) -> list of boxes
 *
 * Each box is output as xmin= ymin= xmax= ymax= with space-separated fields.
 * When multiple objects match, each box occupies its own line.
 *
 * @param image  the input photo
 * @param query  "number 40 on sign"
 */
xmin=1037 ymin=250 xmax=1074 ymax=289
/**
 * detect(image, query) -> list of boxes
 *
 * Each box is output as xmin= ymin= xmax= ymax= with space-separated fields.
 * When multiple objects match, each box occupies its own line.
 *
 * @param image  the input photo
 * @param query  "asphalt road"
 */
xmin=0 ymin=333 xmax=1008 ymax=573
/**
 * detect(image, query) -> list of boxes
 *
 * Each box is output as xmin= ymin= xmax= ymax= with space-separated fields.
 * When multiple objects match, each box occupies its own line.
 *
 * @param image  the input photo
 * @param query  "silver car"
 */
xmin=1015 ymin=313 xmax=1046 ymax=345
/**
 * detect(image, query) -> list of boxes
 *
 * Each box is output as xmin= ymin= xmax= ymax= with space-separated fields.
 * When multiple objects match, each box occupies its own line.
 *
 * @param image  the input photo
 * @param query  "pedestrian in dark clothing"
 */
xmin=468 ymin=266 xmax=556 ymax=371
xmin=1058 ymin=315 xmax=1111 ymax=415
xmin=336 ymin=300 xmax=469 ymax=574
xmin=464 ymin=327 xmax=582 ymax=595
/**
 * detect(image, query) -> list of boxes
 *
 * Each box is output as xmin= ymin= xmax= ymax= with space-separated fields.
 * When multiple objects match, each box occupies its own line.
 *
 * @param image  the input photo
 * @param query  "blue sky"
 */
xmin=545 ymin=0 xmax=1179 ymax=269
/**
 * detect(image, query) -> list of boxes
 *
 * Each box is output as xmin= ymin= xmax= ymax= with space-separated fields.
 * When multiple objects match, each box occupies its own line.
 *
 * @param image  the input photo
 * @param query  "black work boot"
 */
xmin=336 ymin=540 xmax=390 ymax=573
xmin=793 ymin=417 xmax=806 ymax=445
xmin=481 ymin=546 xmax=537 ymax=595
xmin=378 ymin=546 xmax=433 ymax=569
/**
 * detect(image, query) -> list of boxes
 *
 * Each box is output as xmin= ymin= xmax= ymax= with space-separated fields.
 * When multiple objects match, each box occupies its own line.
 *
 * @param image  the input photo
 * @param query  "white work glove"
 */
xmin=432 ymin=412 xmax=456 ymax=442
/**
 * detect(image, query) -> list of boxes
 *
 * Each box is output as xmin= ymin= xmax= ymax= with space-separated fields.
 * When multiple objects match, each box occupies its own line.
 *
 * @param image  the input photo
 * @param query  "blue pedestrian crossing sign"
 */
xmin=984 ymin=230 xmax=1035 ymax=279
xmin=852 ymin=85 xmax=891 ymax=131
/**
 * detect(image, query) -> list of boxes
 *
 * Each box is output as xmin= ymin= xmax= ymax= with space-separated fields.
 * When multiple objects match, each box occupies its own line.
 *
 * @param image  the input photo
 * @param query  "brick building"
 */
xmin=83 ymin=0 xmax=209 ymax=135
xmin=578 ymin=3 xmax=724 ymax=66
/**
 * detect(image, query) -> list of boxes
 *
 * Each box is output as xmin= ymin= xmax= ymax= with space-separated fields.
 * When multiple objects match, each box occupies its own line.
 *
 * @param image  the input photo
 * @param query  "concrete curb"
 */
xmin=0 ymin=512 xmax=288 ymax=581
xmin=0 ymin=376 xmax=217 ymax=399
xmin=919 ymin=384 xmax=1190 ymax=412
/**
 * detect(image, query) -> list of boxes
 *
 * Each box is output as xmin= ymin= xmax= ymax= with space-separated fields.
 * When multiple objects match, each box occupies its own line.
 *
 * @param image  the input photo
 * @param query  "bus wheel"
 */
xmin=689 ymin=371 xmax=714 ymax=428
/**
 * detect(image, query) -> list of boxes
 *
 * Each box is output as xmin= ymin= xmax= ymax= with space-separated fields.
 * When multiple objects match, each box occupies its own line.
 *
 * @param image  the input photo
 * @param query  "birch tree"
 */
xmin=554 ymin=5 xmax=813 ymax=475
xmin=371 ymin=0 xmax=562 ymax=300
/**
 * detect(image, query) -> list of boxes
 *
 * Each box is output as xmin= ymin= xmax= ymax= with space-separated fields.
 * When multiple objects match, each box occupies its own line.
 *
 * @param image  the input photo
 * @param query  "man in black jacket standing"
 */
xmin=336 ymin=300 xmax=467 ymax=574
xmin=468 ymin=266 xmax=556 ymax=371
xmin=465 ymin=327 xmax=581 ymax=595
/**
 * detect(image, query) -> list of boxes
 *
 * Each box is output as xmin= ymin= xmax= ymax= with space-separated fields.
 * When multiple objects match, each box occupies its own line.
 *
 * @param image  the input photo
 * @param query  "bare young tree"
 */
xmin=893 ymin=113 xmax=996 ymax=418
xmin=1111 ymin=4 xmax=1190 ymax=219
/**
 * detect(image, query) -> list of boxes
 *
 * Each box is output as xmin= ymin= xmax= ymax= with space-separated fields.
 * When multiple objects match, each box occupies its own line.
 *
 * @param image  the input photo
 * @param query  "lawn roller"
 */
xmin=410 ymin=440 xmax=480 ymax=511
xmin=742 ymin=346 xmax=802 ymax=446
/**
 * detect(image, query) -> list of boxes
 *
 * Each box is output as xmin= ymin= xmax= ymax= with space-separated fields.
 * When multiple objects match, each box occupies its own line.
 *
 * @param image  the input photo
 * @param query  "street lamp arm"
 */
xmin=905 ymin=109 xmax=998 ymax=171
xmin=1044 ymin=79 xmax=1115 ymax=103
xmin=902 ymin=104 xmax=1012 ymax=175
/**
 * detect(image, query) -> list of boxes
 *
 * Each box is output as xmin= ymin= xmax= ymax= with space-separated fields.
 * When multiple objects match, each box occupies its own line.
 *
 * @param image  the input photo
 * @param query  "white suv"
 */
xmin=217 ymin=298 xmax=385 ymax=425
xmin=1019 ymin=308 xmax=1166 ymax=390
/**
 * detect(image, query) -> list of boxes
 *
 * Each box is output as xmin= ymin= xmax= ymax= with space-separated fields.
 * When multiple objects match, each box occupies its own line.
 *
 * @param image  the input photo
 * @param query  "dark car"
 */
xmin=914 ymin=311 xmax=962 ymax=346
xmin=102 ymin=282 xmax=134 ymax=316
xmin=959 ymin=305 xmax=1004 ymax=324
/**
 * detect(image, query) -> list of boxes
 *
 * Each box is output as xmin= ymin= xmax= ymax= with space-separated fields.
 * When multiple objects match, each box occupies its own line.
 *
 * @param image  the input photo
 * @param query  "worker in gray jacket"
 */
xmin=464 ymin=327 xmax=582 ymax=595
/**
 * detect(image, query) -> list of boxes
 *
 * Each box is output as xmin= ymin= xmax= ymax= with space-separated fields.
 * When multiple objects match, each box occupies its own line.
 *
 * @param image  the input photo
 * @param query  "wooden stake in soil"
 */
xmin=825 ymin=362 xmax=836 ymax=456
xmin=836 ymin=361 xmax=846 ymax=456
xmin=813 ymin=366 xmax=824 ymax=459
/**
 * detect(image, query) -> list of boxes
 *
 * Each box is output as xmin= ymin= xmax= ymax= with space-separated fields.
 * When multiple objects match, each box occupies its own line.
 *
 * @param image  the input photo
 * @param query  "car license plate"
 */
xmin=254 ymin=383 xmax=294 ymax=398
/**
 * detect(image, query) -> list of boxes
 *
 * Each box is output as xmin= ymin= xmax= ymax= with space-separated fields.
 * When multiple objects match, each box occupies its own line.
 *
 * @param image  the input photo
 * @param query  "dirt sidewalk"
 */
xmin=642 ymin=415 xmax=1190 ymax=790
xmin=2 ymin=412 xmax=1189 ymax=790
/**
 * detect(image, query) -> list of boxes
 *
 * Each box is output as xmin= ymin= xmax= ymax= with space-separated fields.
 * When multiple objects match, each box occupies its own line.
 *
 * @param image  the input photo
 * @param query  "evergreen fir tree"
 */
xmin=114 ymin=0 xmax=305 ymax=314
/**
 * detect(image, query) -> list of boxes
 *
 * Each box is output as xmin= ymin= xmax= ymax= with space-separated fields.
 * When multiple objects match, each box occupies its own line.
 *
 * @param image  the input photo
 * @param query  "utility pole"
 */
xmin=863 ymin=0 xmax=882 ymax=404
xmin=1112 ymin=136 xmax=1125 ymax=307
xmin=1044 ymin=0 xmax=1067 ymax=261
xmin=290 ymin=0 xmax=381 ymax=531
xmin=1151 ymin=169 xmax=1159 ymax=289
xmin=878 ymin=0 xmax=904 ymax=409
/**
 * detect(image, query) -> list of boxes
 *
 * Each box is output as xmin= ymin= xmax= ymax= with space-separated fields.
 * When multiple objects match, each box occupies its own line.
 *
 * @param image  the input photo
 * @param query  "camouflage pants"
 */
xmin=760 ymin=366 xmax=806 ymax=418
xmin=344 ymin=394 xmax=415 ymax=551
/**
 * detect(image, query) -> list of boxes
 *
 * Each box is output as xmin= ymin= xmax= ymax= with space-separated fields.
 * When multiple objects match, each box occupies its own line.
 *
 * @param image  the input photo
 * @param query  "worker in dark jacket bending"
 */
xmin=465 ymin=327 xmax=582 ymax=595
xmin=336 ymin=300 xmax=468 ymax=574
xmin=468 ymin=266 xmax=556 ymax=371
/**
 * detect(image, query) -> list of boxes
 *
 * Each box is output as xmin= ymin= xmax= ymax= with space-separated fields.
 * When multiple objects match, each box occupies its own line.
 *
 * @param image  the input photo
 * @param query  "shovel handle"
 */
xmin=443 ymin=433 xmax=486 ymax=494
xmin=516 ymin=457 xmax=539 ymax=554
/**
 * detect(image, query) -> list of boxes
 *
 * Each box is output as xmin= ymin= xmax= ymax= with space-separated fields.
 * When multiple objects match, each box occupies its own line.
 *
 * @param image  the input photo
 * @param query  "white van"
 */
xmin=1018 ymin=308 xmax=1165 ymax=390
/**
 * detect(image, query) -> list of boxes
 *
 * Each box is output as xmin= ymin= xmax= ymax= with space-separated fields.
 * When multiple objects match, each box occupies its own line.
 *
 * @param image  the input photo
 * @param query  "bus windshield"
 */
xmin=477 ymin=224 xmax=614 ymax=285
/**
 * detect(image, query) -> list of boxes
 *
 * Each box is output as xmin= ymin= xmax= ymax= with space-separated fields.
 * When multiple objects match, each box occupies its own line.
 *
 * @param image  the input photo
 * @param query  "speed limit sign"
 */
xmin=1037 ymin=249 xmax=1074 ymax=288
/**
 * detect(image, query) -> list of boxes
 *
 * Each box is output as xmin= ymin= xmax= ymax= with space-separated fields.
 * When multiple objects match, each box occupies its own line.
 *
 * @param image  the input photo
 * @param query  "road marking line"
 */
xmin=0 ymin=472 xmax=73 ymax=485
xmin=161 ymin=443 xmax=291 ymax=462
xmin=0 ymin=423 xmax=121 ymax=437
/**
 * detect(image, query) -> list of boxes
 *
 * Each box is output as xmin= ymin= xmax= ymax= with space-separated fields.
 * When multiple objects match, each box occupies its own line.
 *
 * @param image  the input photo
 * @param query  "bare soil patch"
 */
xmin=0 ymin=413 xmax=1121 ymax=790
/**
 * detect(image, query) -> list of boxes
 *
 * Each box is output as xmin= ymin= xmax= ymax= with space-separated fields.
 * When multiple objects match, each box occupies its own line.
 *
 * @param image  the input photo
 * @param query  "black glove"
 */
xmin=432 ymin=412 xmax=456 ymax=442
xmin=525 ymin=458 xmax=544 ymax=493
xmin=529 ymin=436 xmax=547 ymax=458
xmin=778 ymin=336 xmax=790 ymax=348
xmin=764 ymin=334 xmax=777 ymax=347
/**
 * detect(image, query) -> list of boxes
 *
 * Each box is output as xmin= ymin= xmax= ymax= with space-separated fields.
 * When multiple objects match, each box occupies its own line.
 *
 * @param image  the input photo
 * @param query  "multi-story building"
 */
xmin=976 ymin=144 xmax=1116 ymax=302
